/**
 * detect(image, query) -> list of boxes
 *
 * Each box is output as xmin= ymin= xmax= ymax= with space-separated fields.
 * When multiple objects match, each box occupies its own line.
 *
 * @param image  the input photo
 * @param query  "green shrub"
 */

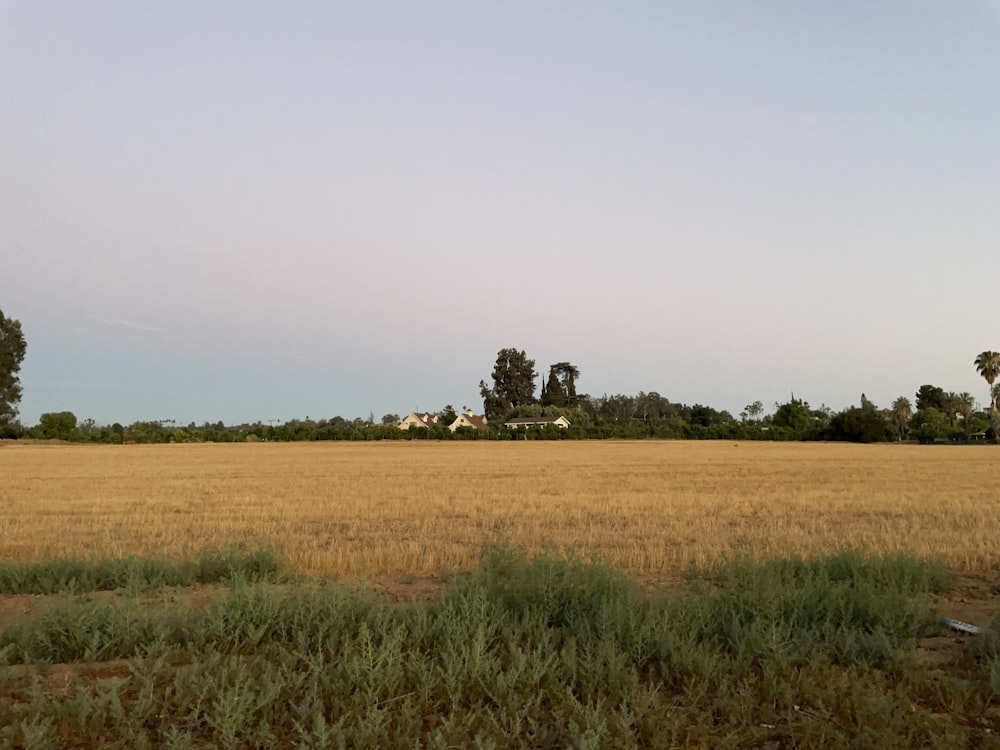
xmin=0 ymin=547 xmax=987 ymax=749
xmin=0 ymin=549 xmax=279 ymax=595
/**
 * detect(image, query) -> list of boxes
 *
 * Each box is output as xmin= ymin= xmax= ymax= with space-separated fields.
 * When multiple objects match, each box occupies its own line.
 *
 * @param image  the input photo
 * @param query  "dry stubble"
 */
xmin=2 ymin=440 xmax=999 ymax=575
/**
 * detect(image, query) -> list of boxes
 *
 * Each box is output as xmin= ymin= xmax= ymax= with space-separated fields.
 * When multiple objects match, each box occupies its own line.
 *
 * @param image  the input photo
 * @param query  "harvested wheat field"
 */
xmin=3 ymin=440 xmax=1000 ymax=576
xmin=7 ymin=440 xmax=1000 ymax=748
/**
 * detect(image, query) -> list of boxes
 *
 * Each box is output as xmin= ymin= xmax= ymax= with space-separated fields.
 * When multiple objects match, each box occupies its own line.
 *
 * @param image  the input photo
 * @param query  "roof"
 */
xmin=451 ymin=413 xmax=488 ymax=430
xmin=400 ymin=412 xmax=438 ymax=428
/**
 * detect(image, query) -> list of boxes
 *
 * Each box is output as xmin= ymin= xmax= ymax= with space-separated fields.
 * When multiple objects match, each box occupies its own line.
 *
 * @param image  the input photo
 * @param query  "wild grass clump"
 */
xmin=450 ymin=545 xmax=635 ymax=628
xmin=710 ymin=549 xmax=954 ymax=596
xmin=1 ymin=600 xmax=174 ymax=664
xmin=695 ymin=550 xmax=952 ymax=671
xmin=0 ymin=547 xmax=991 ymax=748
xmin=967 ymin=617 xmax=1000 ymax=696
xmin=0 ymin=549 xmax=279 ymax=595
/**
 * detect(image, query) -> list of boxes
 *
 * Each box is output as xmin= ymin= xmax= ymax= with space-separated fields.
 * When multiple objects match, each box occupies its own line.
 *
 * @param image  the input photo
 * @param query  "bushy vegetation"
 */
xmin=1 ymin=547 xmax=996 ymax=748
xmin=0 ymin=549 xmax=279 ymax=595
xmin=12 ymin=390 xmax=993 ymax=445
xmin=969 ymin=618 xmax=1000 ymax=698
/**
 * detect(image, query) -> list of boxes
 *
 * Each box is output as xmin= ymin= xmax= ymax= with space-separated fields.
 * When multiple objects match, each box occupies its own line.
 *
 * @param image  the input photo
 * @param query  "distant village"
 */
xmin=399 ymin=409 xmax=570 ymax=432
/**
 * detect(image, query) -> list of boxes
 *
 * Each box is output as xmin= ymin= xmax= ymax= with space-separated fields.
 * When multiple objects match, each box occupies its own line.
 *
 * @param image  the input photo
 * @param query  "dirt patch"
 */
xmin=367 ymin=574 xmax=449 ymax=604
xmin=0 ymin=593 xmax=68 ymax=633
xmin=633 ymin=573 xmax=696 ymax=601
xmin=935 ymin=573 xmax=1000 ymax=630
xmin=912 ymin=572 xmax=1000 ymax=680
xmin=0 ymin=584 xmax=234 ymax=638
xmin=5 ymin=659 xmax=135 ymax=698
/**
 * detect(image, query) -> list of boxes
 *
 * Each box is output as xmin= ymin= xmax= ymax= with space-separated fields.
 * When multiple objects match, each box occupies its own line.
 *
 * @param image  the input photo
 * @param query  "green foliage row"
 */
xmin=15 ymin=395 xmax=992 ymax=446
xmin=8 ymin=379 xmax=993 ymax=445
xmin=3 ymin=548 xmax=997 ymax=747
xmin=0 ymin=550 xmax=279 ymax=595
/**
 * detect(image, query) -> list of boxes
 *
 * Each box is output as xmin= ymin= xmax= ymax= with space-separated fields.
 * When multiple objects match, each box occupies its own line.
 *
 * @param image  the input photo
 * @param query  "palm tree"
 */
xmin=956 ymin=392 xmax=976 ymax=422
xmin=891 ymin=396 xmax=912 ymax=440
xmin=955 ymin=392 xmax=976 ymax=436
xmin=976 ymin=351 xmax=1000 ymax=443
xmin=943 ymin=391 xmax=961 ymax=427
xmin=974 ymin=351 xmax=1000 ymax=408
xmin=553 ymin=362 xmax=581 ymax=406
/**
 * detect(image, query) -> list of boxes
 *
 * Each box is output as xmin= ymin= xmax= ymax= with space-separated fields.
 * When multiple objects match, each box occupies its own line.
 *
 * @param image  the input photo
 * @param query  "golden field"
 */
xmin=2 ymin=440 xmax=1000 ymax=576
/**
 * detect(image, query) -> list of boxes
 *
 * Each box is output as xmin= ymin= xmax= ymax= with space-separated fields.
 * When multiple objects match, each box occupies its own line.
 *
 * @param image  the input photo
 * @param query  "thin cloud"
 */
xmin=87 ymin=314 xmax=164 ymax=334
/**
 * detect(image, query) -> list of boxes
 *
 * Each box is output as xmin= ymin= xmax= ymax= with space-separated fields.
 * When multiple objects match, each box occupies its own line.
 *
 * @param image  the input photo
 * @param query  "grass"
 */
xmin=3 ymin=441 xmax=1000 ymax=575
xmin=0 ymin=549 xmax=279 ymax=595
xmin=0 ymin=547 xmax=995 ymax=748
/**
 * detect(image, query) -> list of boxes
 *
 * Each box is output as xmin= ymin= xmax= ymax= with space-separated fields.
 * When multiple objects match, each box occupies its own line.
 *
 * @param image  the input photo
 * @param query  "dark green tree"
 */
xmin=827 ymin=407 xmax=893 ymax=443
xmin=910 ymin=408 xmax=947 ymax=444
xmin=689 ymin=404 xmax=726 ymax=427
xmin=127 ymin=420 xmax=169 ymax=443
xmin=553 ymin=362 xmax=581 ymax=406
xmin=634 ymin=391 xmax=668 ymax=423
xmin=37 ymin=411 xmax=77 ymax=441
xmin=772 ymin=397 xmax=816 ymax=433
xmin=0 ymin=309 xmax=27 ymax=430
xmin=479 ymin=348 xmax=538 ymax=421
xmin=915 ymin=384 xmax=947 ymax=412
xmin=594 ymin=393 xmax=636 ymax=423
xmin=540 ymin=367 xmax=567 ymax=407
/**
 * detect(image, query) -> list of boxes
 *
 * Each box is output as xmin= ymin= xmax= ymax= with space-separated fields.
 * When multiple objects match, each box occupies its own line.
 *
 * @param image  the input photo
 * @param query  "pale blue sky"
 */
xmin=2 ymin=1 xmax=998 ymax=425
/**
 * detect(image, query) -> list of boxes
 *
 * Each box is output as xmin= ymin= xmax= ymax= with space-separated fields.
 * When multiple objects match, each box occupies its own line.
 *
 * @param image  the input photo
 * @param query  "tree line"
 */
xmin=473 ymin=347 xmax=1000 ymax=444
xmin=12 ymin=387 xmax=993 ymax=445
xmin=2 ymin=311 xmax=1000 ymax=445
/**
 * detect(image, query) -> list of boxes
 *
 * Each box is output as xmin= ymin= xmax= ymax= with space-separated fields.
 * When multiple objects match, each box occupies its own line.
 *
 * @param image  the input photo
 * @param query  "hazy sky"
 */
xmin=2 ymin=1 xmax=999 ymax=426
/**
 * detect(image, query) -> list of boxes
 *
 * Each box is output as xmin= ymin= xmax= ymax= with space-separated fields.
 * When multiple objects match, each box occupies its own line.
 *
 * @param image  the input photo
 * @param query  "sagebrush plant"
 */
xmin=0 ymin=546 xmax=994 ymax=748
xmin=967 ymin=617 xmax=1000 ymax=696
xmin=0 ymin=549 xmax=279 ymax=595
xmin=0 ymin=599 xmax=171 ymax=664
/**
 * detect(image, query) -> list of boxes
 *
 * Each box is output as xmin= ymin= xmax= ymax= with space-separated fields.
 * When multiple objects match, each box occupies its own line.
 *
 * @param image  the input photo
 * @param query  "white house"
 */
xmin=448 ymin=409 xmax=488 ymax=432
xmin=503 ymin=416 xmax=571 ymax=429
xmin=398 ymin=412 xmax=440 ymax=430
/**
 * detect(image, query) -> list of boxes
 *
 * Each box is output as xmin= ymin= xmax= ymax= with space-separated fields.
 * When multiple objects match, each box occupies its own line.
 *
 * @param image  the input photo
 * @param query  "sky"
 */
xmin=2 ymin=1 xmax=999 ymax=426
